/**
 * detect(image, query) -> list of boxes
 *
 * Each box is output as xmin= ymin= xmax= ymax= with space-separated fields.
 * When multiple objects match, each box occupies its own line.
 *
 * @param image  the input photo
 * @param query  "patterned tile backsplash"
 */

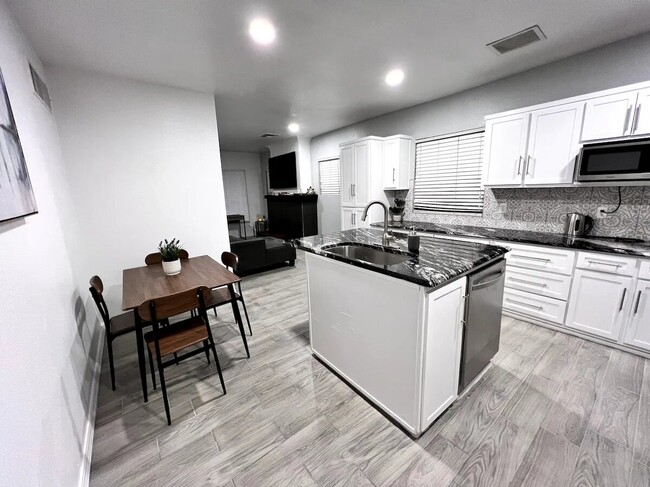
xmin=401 ymin=185 xmax=650 ymax=240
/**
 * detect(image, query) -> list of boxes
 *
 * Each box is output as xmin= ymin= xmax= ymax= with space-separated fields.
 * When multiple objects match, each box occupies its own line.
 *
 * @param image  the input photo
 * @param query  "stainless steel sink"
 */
xmin=324 ymin=244 xmax=412 ymax=266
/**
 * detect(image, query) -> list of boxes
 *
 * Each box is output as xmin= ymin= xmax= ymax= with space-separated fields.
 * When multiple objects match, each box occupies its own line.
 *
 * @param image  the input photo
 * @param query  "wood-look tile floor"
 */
xmin=90 ymin=251 xmax=650 ymax=486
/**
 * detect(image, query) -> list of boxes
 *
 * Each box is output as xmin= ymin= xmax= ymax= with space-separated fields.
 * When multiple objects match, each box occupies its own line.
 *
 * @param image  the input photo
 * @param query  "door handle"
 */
xmin=511 ymin=254 xmax=551 ymax=263
xmin=634 ymin=290 xmax=642 ymax=314
xmin=517 ymin=156 xmax=523 ymax=175
xmin=352 ymin=213 xmax=355 ymax=225
xmin=507 ymin=276 xmax=548 ymax=288
xmin=624 ymin=105 xmax=632 ymax=134
xmin=526 ymin=155 xmax=534 ymax=176
xmin=505 ymin=298 xmax=543 ymax=310
xmin=620 ymin=288 xmax=627 ymax=311
xmin=392 ymin=168 xmax=396 ymax=183
xmin=472 ymin=268 xmax=505 ymax=290
xmin=633 ymin=104 xmax=641 ymax=133
xmin=352 ymin=184 xmax=355 ymax=197
xmin=587 ymin=259 xmax=622 ymax=268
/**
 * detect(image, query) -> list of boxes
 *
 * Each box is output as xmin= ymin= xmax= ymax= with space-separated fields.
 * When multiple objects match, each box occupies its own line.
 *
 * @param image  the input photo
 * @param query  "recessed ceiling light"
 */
xmin=249 ymin=18 xmax=276 ymax=45
xmin=288 ymin=123 xmax=300 ymax=133
xmin=385 ymin=69 xmax=405 ymax=87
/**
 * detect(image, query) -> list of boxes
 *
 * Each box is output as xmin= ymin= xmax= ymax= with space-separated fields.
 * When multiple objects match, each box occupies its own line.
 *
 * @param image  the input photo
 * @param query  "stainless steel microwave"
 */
xmin=575 ymin=137 xmax=650 ymax=182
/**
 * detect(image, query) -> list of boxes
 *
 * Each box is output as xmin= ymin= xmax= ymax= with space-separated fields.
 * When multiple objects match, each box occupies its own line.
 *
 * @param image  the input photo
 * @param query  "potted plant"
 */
xmin=389 ymin=197 xmax=406 ymax=223
xmin=158 ymin=238 xmax=183 ymax=276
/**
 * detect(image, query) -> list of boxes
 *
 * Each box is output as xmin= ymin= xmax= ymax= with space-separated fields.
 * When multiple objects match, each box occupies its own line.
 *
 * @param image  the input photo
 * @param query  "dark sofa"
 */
xmin=229 ymin=236 xmax=296 ymax=275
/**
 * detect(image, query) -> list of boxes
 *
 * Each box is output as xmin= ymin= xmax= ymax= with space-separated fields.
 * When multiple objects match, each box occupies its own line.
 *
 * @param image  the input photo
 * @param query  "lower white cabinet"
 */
xmin=421 ymin=277 xmax=466 ymax=430
xmin=565 ymin=269 xmax=633 ymax=341
xmin=340 ymin=207 xmax=369 ymax=231
xmin=623 ymin=279 xmax=650 ymax=351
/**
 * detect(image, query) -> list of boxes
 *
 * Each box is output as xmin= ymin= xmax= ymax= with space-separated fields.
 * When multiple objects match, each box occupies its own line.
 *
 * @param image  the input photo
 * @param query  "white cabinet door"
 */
xmin=421 ymin=277 xmax=466 ymax=430
xmin=341 ymin=207 xmax=356 ymax=231
xmin=565 ymin=269 xmax=633 ymax=341
xmin=353 ymin=142 xmax=369 ymax=206
xmin=383 ymin=137 xmax=399 ymax=188
xmin=340 ymin=145 xmax=354 ymax=206
xmin=525 ymin=103 xmax=584 ymax=185
xmin=581 ymin=91 xmax=638 ymax=141
xmin=623 ymin=280 xmax=650 ymax=351
xmin=483 ymin=113 xmax=530 ymax=186
xmin=632 ymin=88 xmax=650 ymax=136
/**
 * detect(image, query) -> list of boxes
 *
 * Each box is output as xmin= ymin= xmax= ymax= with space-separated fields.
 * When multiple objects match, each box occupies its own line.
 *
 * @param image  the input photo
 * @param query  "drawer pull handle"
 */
xmin=511 ymin=254 xmax=551 ymax=263
xmin=587 ymin=260 xmax=622 ymax=268
xmin=620 ymin=288 xmax=627 ymax=311
xmin=508 ymin=277 xmax=548 ymax=288
xmin=634 ymin=290 xmax=642 ymax=315
xmin=505 ymin=297 xmax=543 ymax=310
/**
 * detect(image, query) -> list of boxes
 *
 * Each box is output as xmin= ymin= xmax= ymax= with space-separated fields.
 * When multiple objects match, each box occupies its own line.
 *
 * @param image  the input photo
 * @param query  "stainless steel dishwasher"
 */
xmin=459 ymin=258 xmax=506 ymax=391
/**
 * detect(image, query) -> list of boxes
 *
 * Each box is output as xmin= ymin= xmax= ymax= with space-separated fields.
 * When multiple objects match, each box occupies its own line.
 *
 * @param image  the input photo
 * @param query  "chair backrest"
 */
xmin=89 ymin=275 xmax=110 ymax=328
xmin=221 ymin=251 xmax=238 ymax=272
xmin=145 ymin=249 xmax=189 ymax=265
xmin=137 ymin=286 xmax=209 ymax=323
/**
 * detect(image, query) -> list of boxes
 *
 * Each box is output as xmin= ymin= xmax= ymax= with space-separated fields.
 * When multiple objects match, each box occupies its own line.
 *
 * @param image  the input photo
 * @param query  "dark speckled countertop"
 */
xmin=294 ymin=228 xmax=507 ymax=288
xmin=374 ymin=221 xmax=650 ymax=258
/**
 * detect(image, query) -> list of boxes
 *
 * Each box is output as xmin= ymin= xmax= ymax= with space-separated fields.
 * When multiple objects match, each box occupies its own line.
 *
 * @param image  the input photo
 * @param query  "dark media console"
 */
xmin=264 ymin=194 xmax=318 ymax=239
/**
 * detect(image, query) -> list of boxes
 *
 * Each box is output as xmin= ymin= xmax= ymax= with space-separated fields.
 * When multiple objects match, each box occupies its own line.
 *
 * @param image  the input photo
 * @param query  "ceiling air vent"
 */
xmin=260 ymin=133 xmax=280 ymax=138
xmin=487 ymin=25 xmax=546 ymax=55
xmin=29 ymin=64 xmax=51 ymax=110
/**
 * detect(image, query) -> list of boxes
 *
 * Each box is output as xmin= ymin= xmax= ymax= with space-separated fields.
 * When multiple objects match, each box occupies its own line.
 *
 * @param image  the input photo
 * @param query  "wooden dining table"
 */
xmin=122 ymin=255 xmax=245 ymax=402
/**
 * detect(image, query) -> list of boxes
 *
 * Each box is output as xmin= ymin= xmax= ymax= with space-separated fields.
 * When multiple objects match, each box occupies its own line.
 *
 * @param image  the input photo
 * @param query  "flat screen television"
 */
xmin=268 ymin=151 xmax=297 ymax=189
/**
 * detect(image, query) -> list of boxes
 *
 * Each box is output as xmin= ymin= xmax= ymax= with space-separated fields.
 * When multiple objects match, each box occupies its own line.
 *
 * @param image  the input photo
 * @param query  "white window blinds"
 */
xmin=413 ymin=130 xmax=485 ymax=213
xmin=318 ymin=158 xmax=340 ymax=195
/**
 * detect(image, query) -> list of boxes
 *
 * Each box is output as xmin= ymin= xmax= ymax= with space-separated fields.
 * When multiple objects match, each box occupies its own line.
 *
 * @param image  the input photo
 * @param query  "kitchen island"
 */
xmin=295 ymin=228 xmax=508 ymax=436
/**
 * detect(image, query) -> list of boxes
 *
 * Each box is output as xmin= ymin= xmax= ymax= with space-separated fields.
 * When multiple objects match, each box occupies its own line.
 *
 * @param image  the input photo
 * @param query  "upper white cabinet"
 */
xmin=633 ymin=88 xmax=650 ymax=136
xmin=565 ymin=269 xmax=633 ymax=341
xmin=623 ymin=278 xmax=650 ymax=351
xmin=340 ymin=137 xmax=382 ymax=208
xmin=581 ymin=91 xmax=639 ymax=142
xmin=483 ymin=80 xmax=650 ymax=188
xmin=525 ymin=103 xmax=584 ymax=185
xmin=340 ymin=144 xmax=355 ymax=206
xmin=483 ymin=113 xmax=530 ymax=186
xmin=484 ymin=104 xmax=584 ymax=187
xmin=382 ymin=135 xmax=414 ymax=189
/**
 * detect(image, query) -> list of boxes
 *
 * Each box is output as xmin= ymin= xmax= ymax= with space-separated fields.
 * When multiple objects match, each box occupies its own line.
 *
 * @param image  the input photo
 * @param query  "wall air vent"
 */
xmin=29 ymin=64 xmax=51 ymax=110
xmin=487 ymin=25 xmax=546 ymax=55
xmin=260 ymin=133 xmax=280 ymax=138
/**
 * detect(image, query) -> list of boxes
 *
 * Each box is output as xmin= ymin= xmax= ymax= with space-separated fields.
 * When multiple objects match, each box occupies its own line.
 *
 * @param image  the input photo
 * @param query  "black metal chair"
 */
xmin=205 ymin=252 xmax=253 ymax=336
xmin=139 ymin=287 xmax=226 ymax=425
xmin=89 ymin=275 xmax=138 ymax=391
xmin=145 ymin=249 xmax=189 ymax=265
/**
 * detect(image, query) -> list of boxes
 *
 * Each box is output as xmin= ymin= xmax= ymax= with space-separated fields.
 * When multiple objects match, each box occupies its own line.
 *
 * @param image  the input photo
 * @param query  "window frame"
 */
xmin=318 ymin=157 xmax=341 ymax=196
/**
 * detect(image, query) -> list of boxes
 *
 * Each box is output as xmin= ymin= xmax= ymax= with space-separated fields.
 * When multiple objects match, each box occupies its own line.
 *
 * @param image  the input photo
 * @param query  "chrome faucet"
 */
xmin=361 ymin=200 xmax=393 ymax=246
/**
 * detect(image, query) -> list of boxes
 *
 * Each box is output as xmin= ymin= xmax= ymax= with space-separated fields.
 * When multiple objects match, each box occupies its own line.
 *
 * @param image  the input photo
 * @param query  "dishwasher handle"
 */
xmin=471 ymin=268 xmax=505 ymax=290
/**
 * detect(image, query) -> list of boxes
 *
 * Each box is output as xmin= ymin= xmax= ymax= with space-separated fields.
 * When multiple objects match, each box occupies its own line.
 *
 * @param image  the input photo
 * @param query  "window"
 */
xmin=413 ymin=130 xmax=485 ymax=213
xmin=318 ymin=158 xmax=340 ymax=195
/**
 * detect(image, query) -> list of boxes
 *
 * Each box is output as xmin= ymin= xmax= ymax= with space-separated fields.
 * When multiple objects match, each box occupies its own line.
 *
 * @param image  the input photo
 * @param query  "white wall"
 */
xmin=45 ymin=66 xmax=230 ymax=314
xmin=311 ymin=31 xmax=650 ymax=233
xmin=0 ymin=3 xmax=96 ymax=486
xmin=220 ymin=150 xmax=264 ymax=234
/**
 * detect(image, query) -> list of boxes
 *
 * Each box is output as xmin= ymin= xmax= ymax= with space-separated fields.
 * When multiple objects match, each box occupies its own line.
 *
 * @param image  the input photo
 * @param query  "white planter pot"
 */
xmin=162 ymin=259 xmax=181 ymax=276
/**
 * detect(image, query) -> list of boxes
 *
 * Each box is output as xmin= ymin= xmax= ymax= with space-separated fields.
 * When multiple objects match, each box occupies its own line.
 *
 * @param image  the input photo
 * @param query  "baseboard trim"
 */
xmin=77 ymin=325 xmax=105 ymax=487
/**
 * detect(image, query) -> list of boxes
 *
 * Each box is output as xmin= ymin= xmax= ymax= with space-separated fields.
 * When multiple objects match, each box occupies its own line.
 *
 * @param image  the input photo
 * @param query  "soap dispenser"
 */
xmin=408 ymin=227 xmax=420 ymax=253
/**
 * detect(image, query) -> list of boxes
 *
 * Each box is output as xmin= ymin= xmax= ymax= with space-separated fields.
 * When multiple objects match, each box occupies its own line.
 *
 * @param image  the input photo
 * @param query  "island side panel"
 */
xmin=420 ymin=277 xmax=467 ymax=431
xmin=305 ymin=253 xmax=423 ymax=432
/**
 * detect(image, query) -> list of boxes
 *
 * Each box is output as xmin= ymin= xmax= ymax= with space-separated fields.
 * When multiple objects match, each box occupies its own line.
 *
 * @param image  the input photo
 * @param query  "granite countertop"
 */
xmin=376 ymin=221 xmax=650 ymax=258
xmin=294 ymin=228 xmax=508 ymax=288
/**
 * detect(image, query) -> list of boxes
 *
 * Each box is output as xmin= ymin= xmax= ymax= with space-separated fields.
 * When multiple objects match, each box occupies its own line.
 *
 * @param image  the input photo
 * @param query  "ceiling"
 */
xmin=7 ymin=0 xmax=650 ymax=151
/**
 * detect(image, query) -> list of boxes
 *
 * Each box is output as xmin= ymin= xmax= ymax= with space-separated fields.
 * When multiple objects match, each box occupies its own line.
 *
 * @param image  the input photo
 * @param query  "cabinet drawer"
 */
xmin=504 ymin=266 xmax=571 ymax=301
xmin=639 ymin=260 xmax=650 ymax=280
xmin=503 ymin=288 xmax=567 ymax=325
xmin=576 ymin=252 xmax=637 ymax=276
xmin=495 ymin=241 xmax=575 ymax=275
